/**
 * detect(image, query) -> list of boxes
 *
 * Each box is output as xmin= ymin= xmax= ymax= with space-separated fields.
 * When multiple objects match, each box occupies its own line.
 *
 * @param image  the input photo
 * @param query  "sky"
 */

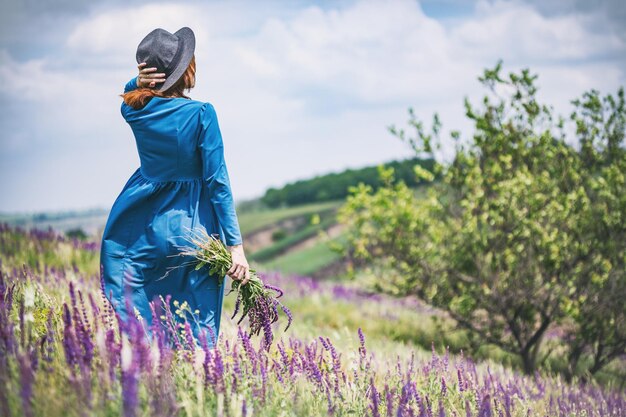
xmin=0 ymin=0 xmax=624 ymax=213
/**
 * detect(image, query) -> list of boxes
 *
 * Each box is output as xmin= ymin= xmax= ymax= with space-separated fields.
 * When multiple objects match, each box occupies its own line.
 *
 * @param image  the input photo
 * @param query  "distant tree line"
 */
xmin=261 ymin=157 xmax=437 ymax=208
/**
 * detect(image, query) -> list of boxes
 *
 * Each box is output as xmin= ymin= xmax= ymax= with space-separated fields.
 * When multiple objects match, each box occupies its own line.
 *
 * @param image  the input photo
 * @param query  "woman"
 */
xmin=100 ymin=27 xmax=250 ymax=348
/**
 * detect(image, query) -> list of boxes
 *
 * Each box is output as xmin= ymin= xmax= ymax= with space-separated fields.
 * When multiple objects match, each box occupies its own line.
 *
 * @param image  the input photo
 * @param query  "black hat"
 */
xmin=135 ymin=27 xmax=195 ymax=92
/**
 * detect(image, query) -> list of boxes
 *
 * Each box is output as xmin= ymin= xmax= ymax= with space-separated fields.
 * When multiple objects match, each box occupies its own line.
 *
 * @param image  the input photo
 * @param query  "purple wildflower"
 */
xmin=438 ymin=399 xmax=446 ymax=417
xmin=62 ymin=303 xmax=78 ymax=368
xmin=478 ymin=394 xmax=492 ymax=417
xmin=214 ymin=348 xmax=225 ymax=393
xmin=231 ymin=296 xmax=241 ymax=320
xmin=17 ymin=351 xmax=34 ymax=417
xmin=385 ymin=383 xmax=394 ymax=417
xmin=370 ymin=377 xmax=381 ymax=417
xmin=184 ymin=320 xmax=196 ymax=355
xmin=358 ymin=327 xmax=367 ymax=356
xmin=264 ymin=283 xmax=284 ymax=298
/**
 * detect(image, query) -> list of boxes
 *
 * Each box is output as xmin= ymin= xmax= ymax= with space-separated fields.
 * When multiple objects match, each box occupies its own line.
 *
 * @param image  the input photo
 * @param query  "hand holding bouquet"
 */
xmin=170 ymin=227 xmax=293 ymax=350
xmin=226 ymin=244 xmax=251 ymax=286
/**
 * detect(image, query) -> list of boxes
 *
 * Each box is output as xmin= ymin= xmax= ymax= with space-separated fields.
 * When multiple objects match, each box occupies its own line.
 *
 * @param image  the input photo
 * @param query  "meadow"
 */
xmin=1 ymin=222 xmax=624 ymax=417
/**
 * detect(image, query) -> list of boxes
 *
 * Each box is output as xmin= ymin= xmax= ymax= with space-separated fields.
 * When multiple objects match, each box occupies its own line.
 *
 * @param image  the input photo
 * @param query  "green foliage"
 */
xmin=249 ymin=215 xmax=337 ymax=263
xmin=271 ymin=228 xmax=287 ymax=242
xmin=261 ymin=233 xmax=347 ymax=276
xmin=562 ymin=86 xmax=626 ymax=381
xmin=65 ymin=228 xmax=88 ymax=240
xmin=261 ymin=157 xmax=437 ymax=208
xmin=236 ymin=200 xmax=342 ymax=234
xmin=337 ymin=59 xmax=626 ymax=378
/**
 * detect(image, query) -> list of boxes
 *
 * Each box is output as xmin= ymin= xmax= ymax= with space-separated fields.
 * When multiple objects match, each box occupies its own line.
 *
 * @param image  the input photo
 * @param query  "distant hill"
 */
xmin=260 ymin=156 xmax=436 ymax=208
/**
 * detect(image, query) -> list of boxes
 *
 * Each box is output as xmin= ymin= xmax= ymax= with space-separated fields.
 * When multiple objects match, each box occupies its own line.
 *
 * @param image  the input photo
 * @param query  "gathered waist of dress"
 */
xmin=138 ymin=167 xmax=203 ymax=183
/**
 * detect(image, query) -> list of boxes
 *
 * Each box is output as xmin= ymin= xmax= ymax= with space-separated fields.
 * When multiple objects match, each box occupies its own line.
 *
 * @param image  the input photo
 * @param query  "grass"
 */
xmin=248 ymin=215 xmax=338 ymax=263
xmin=259 ymin=233 xmax=347 ymax=276
xmin=236 ymin=199 xmax=345 ymax=235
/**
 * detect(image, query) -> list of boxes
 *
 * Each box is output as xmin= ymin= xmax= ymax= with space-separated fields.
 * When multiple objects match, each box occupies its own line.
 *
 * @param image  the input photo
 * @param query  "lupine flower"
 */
xmin=396 ymin=381 xmax=412 ymax=417
xmin=438 ymin=399 xmax=445 ymax=417
xmin=214 ymin=348 xmax=226 ymax=393
xmin=305 ymin=342 xmax=324 ymax=389
xmin=238 ymin=325 xmax=258 ymax=372
xmin=358 ymin=327 xmax=367 ymax=356
xmin=17 ymin=351 xmax=35 ymax=417
xmin=120 ymin=340 xmax=140 ymax=417
xmin=40 ymin=308 xmax=55 ymax=368
xmin=478 ymin=394 xmax=492 ymax=417
xmin=424 ymin=394 xmax=433 ymax=417
xmin=385 ymin=383 xmax=394 ymax=417
xmin=370 ymin=377 xmax=381 ymax=417
xmin=62 ymin=303 xmax=79 ymax=368
xmin=120 ymin=298 xmax=145 ymax=417
xmin=183 ymin=320 xmax=195 ymax=356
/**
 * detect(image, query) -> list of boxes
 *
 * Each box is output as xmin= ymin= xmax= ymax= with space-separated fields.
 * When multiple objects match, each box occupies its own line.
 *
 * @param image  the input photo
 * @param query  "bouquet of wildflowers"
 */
xmin=168 ymin=227 xmax=292 ymax=349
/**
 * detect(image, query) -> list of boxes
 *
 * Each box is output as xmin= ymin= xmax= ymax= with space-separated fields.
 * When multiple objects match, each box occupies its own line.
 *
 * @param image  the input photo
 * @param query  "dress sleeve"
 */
xmin=198 ymin=102 xmax=243 ymax=246
xmin=124 ymin=76 xmax=139 ymax=93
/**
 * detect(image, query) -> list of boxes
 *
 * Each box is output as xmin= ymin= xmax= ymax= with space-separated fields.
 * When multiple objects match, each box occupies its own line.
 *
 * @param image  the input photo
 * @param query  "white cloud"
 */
xmin=0 ymin=49 xmax=66 ymax=102
xmin=234 ymin=1 xmax=452 ymax=104
xmin=450 ymin=0 xmax=624 ymax=62
xmin=65 ymin=4 xmax=212 ymax=58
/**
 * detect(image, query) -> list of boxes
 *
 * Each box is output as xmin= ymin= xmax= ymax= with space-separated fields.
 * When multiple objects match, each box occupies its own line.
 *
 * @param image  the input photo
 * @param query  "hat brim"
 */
xmin=157 ymin=27 xmax=195 ymax=92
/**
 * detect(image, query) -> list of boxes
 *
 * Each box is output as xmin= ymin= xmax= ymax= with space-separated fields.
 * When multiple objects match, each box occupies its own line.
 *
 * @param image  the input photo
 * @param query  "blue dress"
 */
xmin=100 ymin=76 xmax=243 ymax=348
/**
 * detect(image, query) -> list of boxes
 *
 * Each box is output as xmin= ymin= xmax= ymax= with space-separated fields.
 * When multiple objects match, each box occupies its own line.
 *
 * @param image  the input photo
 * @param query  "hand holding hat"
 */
xmin=136 ymin=62 xmax=166 ymax=88
xmin=135 ymin=27 xmax=195 ymax=92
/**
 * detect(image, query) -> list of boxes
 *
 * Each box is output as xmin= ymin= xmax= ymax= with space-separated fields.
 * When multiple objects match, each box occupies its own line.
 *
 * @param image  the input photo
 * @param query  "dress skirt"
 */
xmin=100 ymin=167 xmax=228 ymax=348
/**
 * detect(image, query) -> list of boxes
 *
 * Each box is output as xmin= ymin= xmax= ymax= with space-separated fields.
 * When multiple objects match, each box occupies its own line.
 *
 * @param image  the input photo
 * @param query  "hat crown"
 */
xmin=136 ymin=28 xmax=183 ymax=77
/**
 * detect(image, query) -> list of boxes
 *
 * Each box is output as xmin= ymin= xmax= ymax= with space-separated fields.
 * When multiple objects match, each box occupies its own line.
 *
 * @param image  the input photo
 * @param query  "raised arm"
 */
xmin=124 ymin=63 xmax=166 ymax=93
xmin=198 ymin=102 xmax=244 ymax=247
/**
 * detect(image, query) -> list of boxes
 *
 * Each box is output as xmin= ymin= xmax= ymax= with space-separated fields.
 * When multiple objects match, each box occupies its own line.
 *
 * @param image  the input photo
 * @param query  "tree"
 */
xmin=562 ymin=87 xmax=626 ymax=381
xmin=337 ymin=60 xmax=626 ymax=376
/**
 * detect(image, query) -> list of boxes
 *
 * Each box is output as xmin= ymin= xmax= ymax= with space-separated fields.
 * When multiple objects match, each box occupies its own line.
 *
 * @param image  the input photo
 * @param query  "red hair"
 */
xmin=120 ymin=54 xmax=196 ymax=110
